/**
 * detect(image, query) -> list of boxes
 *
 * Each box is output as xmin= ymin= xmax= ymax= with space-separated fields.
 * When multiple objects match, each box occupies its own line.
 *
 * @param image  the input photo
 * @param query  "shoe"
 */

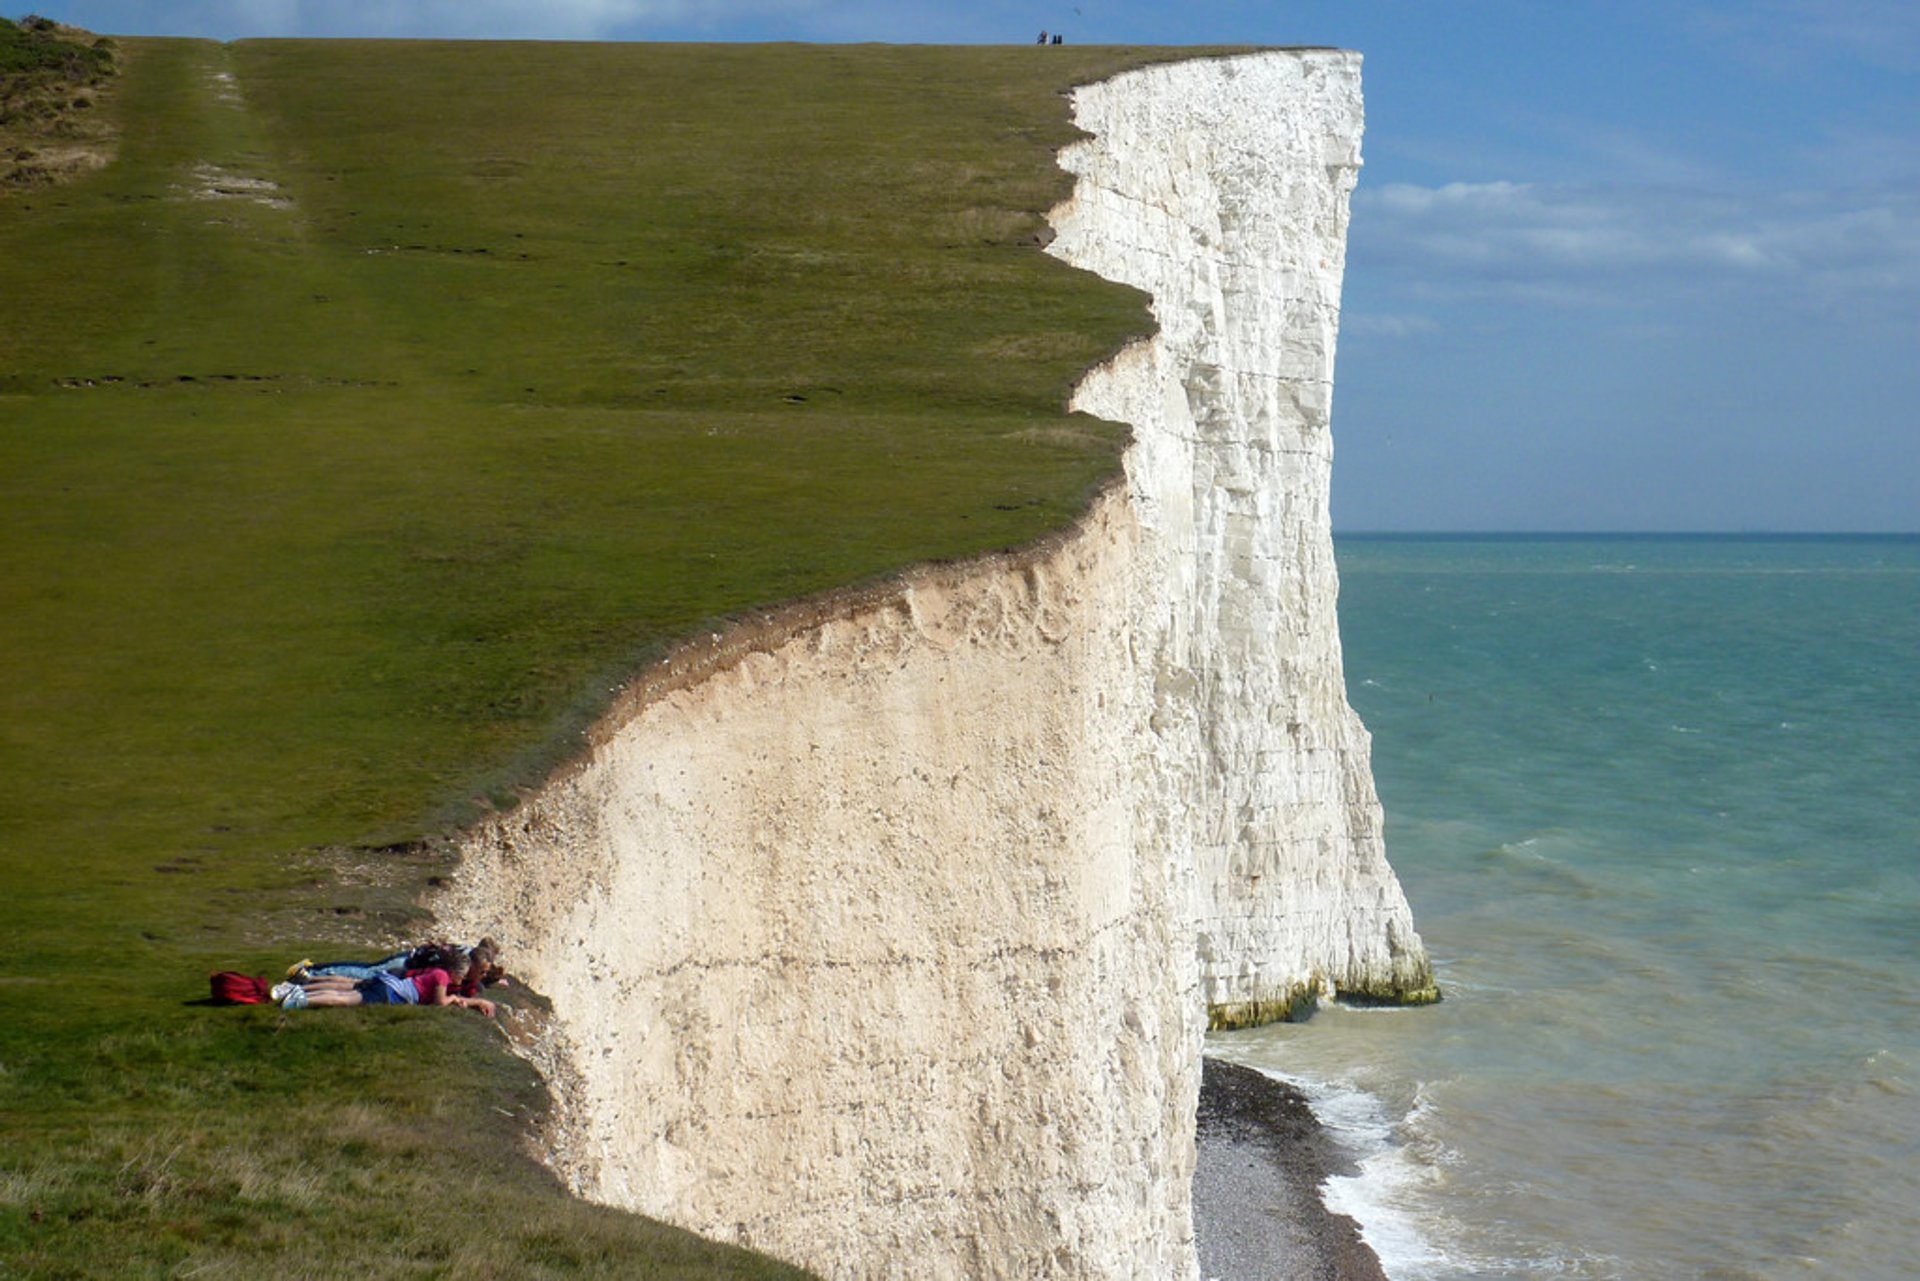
xmin=270 ymin=981 xmax=293 ymax=1002
xmin=286 ymin=959 xmax=312 ymax=980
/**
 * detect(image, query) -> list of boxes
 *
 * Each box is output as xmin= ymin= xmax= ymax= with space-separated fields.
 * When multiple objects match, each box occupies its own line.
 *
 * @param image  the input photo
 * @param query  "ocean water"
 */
xmin=1211 ymin=535 xmax=1920 ymax=1280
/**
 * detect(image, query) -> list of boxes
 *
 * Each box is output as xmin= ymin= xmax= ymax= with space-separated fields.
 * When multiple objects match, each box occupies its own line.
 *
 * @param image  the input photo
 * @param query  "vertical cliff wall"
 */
xmin=433 ymin=48 xmax=1429 ymax=1280
xmin=1051 ymin=52 xmax=1434 ymax=1027
xmin=434 ymin=496 xmax=1204 ymax=1279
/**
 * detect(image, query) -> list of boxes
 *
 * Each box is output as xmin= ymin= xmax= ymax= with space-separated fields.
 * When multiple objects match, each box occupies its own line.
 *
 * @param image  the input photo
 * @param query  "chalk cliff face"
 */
xmin=436 ymin=503 xmax=1202 ymax=1278
xmin=1050 ymin=52 xmax=1434 ymax=1026
xmin=433 ymin=48 xmax=1429 ymax=1280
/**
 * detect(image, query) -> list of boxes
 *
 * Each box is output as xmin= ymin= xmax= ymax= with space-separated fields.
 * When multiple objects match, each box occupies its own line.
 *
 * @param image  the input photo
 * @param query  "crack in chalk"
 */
xmin=596 ymin=912 xmax=1144 ymax=983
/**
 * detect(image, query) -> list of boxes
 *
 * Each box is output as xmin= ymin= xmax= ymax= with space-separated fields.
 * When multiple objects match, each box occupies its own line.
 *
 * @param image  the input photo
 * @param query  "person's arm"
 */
xmin=424 ymin=978 xmax=496 ymax=1018
xmin=450 ymin=994 xmax=496 ymax=1018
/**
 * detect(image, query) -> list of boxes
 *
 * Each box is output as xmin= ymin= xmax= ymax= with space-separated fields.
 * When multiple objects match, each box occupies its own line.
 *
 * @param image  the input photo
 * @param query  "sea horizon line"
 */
xmin=1333 ymin=529 xmax=1920 ymax=541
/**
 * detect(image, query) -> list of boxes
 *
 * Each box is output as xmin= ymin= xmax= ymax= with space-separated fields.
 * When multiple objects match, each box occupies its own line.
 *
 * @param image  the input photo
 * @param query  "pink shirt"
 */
xmin=408 ymin=968 xmax=452 ymax=1002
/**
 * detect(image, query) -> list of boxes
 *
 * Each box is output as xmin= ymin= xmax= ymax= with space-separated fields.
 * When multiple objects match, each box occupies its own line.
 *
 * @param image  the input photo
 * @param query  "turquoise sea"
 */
xmin=1213 ymin=535 xmax=1920 ymax=1280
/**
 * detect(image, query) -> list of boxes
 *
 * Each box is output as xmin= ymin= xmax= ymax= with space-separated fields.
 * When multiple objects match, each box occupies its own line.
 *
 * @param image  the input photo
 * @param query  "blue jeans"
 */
xmin=306 ymin=950 xmax=410 ymax=981
xmin=355 ymin=973 xmax=418 ymax=1005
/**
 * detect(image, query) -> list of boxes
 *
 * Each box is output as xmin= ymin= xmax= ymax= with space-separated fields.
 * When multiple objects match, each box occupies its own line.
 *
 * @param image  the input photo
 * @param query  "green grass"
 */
xmin=0 ymin=36 xmax=1235 ymax=1274
xmin=0 ymin=15 xmax=112 ymax=79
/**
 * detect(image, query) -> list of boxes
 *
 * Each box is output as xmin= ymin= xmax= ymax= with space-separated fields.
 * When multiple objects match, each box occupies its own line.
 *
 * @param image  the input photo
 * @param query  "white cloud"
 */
xmin=1352 ymin=177 xmax=1920 ymax=315
xmin=334 ymin=0 xmax=807 ymax=39
xmin=76 ymin=0 xmax=818 ymax=40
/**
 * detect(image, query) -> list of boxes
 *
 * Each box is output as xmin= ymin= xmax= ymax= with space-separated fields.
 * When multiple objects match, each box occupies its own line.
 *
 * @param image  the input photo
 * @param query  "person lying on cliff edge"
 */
xmin=274 ymin=951 xmax=496 ymax=1018
xmin=285 ymin=938 xmax=508 ymax=998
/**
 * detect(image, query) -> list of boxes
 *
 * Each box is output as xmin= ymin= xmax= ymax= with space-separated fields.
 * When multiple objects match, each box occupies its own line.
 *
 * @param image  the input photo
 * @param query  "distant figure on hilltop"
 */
xmin=1053 ymin=33 xmax=1065 ymax=44
xmin=1037 ymin=30 xmax=1048 ymax=43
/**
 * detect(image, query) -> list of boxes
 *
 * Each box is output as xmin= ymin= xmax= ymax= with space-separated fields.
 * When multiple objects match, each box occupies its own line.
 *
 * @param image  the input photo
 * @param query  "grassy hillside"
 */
xmin=1 ymin=15 xmax=117 ymax=187
xmin=0 ymin=36 xmax=1227 ymax=1276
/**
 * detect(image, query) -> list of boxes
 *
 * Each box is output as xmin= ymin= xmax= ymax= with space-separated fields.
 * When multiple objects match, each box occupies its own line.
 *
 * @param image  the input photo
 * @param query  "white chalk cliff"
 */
xmin=1052 ymin=52 xmax=1434 ymax=1028
xmin=433 ymin=48 xmax=1431 ymax=1281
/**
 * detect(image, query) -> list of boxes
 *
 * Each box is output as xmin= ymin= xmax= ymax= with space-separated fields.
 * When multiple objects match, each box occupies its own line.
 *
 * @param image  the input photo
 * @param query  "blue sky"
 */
xmin=32 ymin=1 xmax=1919 ymax=530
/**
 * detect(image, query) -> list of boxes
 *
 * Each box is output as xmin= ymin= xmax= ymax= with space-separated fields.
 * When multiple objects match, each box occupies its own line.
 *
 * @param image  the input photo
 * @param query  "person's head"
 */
xmin=442 ymin=951 xmax=472 ymax=984
xmin=468 ymin=939 xmax=501 ymax=983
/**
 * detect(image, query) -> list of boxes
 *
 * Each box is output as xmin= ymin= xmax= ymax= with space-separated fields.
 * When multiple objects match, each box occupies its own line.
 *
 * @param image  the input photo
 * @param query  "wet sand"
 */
xmin=1193 ymin=1056 xmax=1389 ymax=1281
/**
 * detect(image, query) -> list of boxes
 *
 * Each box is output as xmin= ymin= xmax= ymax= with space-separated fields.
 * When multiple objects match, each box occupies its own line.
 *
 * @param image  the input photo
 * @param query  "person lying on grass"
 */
xmin=290 ymin=937 xmax=508 ymax=997
xmin=278 ymin=951 xmax=495 ymax=1018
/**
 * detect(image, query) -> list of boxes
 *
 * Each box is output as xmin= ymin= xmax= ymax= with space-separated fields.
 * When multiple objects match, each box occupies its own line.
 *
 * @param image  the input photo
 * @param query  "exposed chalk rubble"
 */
xmin=433 ymin=48 xmax=1430 ymax=1280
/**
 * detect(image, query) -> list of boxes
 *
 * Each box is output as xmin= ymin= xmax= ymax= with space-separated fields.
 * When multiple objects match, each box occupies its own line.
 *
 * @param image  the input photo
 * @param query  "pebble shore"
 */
xmin=1193 ymin=1057 xmax=1389 ymax=1281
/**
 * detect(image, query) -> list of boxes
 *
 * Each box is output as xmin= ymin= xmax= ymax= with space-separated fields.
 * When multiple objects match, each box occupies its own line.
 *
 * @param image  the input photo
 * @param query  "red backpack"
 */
xmin=209 ymin=971 xmax=274 ymax=1004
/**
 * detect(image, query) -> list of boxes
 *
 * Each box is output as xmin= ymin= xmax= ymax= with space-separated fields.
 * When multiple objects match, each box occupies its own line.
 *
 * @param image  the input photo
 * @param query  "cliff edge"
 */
xmin=433 ymin=48 xmax=1431 ymax=1280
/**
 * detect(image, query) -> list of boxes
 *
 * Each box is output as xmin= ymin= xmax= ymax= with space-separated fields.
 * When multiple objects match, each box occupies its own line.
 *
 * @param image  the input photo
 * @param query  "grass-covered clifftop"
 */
xmin=0 ymin=36 xmax=1231 ymax=1276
